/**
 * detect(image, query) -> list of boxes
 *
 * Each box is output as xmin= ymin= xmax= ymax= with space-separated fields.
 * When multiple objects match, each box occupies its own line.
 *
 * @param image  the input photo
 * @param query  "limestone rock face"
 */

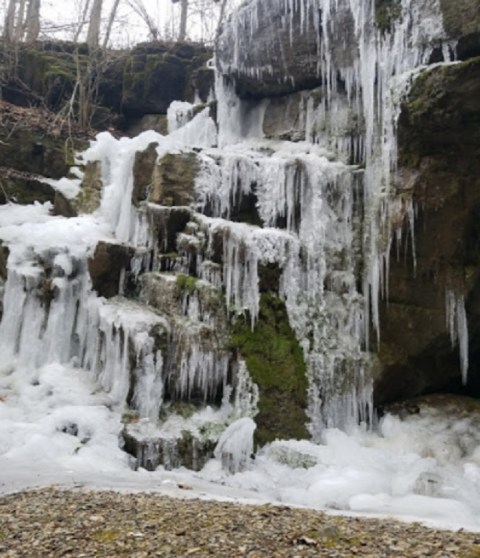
xmin=0 ymin=41 xmax=213 ymax=132
xmin=88 ymin=241 xmax=135 ymax=298
xmin=122 ymin=42 xmax=213 ymax=117
xmin=217 ymin=0 xmax=328 ymax=98
xmin=376 ymin=57 xmax=480 ymax=405
xmin=217 ymin=0 xmax=480 ymax=100
xmin=150 ymin=153 xmax=199 ymax=207
xmin=440 ymin=0 xmax=480 ymax=60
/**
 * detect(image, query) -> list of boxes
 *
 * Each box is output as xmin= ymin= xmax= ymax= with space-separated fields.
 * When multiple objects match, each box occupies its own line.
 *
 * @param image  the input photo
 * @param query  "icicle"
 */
xmin=446 ymin=290 xmax=469 ymax=385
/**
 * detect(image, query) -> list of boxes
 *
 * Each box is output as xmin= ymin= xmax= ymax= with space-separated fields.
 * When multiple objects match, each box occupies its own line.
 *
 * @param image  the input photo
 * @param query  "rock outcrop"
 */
xmin=0 ymin=41 xmax=214 ymax=133
xmin=217 ymin=0 xmax=480 ymax=100
xmin=376 ymin=56 xmax=480 ymax=404
xmin=216 ymin=0 xmax=480 ymax=412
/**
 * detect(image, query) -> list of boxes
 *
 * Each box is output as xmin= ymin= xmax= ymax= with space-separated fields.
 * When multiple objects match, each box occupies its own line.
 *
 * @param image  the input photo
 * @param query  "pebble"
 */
xmin=0 ymin=488 xmax=479 ymax=557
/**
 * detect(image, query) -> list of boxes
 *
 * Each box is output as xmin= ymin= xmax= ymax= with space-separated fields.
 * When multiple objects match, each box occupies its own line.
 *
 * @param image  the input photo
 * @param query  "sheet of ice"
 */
xmin=3 ymin=391 xmax=480 ymax=532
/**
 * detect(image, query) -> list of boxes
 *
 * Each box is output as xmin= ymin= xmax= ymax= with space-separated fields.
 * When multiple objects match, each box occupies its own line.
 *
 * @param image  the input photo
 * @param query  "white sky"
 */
xmin=1 ymin=0 xmax=232 ymax=47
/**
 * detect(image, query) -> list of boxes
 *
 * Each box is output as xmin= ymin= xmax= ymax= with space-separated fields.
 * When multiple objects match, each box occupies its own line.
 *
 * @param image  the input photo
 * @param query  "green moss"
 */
xmin=91 ymin=529 xmax=120 ymax=543
xmin=440 ymin=0 xmax=480 ymax=38
xmin=231 ymin=293 xmax=308 ymax=447
xmin=19 ymin=47 xmax=90 ymax=111
xmin=176 ymin=273 xmax=197 ymax=294
xmin=375 ymin=0 xmax=402 ymax=33
xmin=121 ymin=410 xmax=140 ymax=424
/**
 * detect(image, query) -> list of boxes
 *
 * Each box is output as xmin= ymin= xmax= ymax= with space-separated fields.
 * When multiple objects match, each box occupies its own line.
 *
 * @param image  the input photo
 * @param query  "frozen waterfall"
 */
xmin=0 ymin=0 xmax=478 ymax=533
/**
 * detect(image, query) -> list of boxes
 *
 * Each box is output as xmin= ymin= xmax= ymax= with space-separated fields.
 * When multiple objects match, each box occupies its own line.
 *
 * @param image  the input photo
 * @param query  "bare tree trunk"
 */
xmin=178 ymin=0 xmax=188 ymax=41
xmin=4 ymin=0 xmax=17 ymax=42
xmin=216 ymin=0 xmax=228 ymax=37
xmin=127 ymin=0 xmax=159 ymax=41
xmin=86 ymin=0 xmax=103 ymax=48
xmin=102 ymin=0 xmax=121 ymax=47
xmin=24 ymin=0 xmax=41 ymax=43
xmin=13 ymin=0 xmax=26 ymax=42
xmin=73 ymin=0 xmax=91 ymax=43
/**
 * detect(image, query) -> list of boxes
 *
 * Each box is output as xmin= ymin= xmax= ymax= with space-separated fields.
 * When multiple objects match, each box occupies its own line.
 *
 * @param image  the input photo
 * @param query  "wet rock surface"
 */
xmin=0 ymin=488 xmax=479 ymax=557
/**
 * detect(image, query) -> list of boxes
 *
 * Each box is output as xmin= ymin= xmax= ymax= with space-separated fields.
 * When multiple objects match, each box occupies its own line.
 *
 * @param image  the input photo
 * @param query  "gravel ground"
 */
xmin=0 ymin=488 xmax=479 ymax=557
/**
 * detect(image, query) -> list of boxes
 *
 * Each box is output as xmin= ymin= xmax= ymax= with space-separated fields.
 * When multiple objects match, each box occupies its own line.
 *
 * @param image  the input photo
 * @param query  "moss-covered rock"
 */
xmin=1 ymin=40 xmax=212 ymax=133
xmin=0 ymin=127 xmax=85 ymax=179
xmin=54 ymin=160 xmax=103 ymax=217
xmin=376 ymin=57 xmax=480 ymax=405
xmin=78 ymin=161 xmax=103 ymax=212
xmin=0 ymin=168 xmax=56 ymax=205
xmin=440 ymin=0 xmax=480 ymax=59
xmin=122 ymin=42 xmax=212 ymax=117
xmin=231 ymin=293 xmax=308 ymax=447
xmin=150 ymin=152 xmax=198 ymax=207
xmin=132 ymin=142 xmax=158 ymax=205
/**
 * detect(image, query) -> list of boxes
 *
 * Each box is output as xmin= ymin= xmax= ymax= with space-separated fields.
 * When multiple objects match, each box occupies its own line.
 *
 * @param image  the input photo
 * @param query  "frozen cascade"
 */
xmin=446 ymin=291 xmax=469 ymax=386
xmin=0 ymin=241 xmax=169 ymax=420
xmin=212 ymin=0 xmax=458 ymax=430
xmin=80 ymin=297 xmax=169 ymax=418
xmin=217 ymin=0 xmax=456 ymax=343
xmin=0 ymin=248 xmax=91 ymax=371
xmin=193 ymin=143 xmax=370 ymax=435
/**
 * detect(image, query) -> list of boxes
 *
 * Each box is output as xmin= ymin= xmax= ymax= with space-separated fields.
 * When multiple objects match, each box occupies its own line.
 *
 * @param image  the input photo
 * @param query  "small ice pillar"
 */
xmin=214 ymin=417 xmax=256 ymax=473
xmin=446 ymin=290 xmax=469 ymax=385
xmin=167 ymin=101 xmax=194 ymax=133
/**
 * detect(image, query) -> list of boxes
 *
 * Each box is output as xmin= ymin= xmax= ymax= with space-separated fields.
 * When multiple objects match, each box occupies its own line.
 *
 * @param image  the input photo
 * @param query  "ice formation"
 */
xmin=446 ymin=290 xmax=469 ymax=385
